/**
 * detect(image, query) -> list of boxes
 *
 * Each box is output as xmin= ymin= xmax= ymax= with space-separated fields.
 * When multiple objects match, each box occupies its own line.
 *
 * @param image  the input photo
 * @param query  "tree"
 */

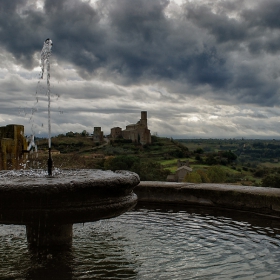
xmin=104 ymin=155 xmax=139 ymax=171
xmin=205 ymin=155 xmax=217 ymax=165
xmin=81 ymin=130 xmax=89 ymax=137
xmin=131 ymin=161 xmax=170 ymax=181
xmin=104 ymin=155 xmax=171 ymax=181
xmin=195 ymin=154 xmax=201 ymax=161
xmin=254 ymin=168 xmax=268 ymax=178
xmin=262 ymin=174 xmax=280 ymax=188
xmin=66 ymin=131 xmax=74 ymax=137
xmin=183 ymin=172 xmax=202 ymax=183
xmin=196 ymin=169 xmax=210 ymax=183
xmin=222 ymin=151 xmax=237 ymax=163
xmin=207 ymin=166 xmax=226 ymax=183
xmin=194 ymin=148 xmax=204 ymax=154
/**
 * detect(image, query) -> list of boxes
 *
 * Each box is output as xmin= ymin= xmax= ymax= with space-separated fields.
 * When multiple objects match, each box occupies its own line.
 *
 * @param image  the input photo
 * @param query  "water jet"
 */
xmin=40 ymin=38 xmax=53 ymax=176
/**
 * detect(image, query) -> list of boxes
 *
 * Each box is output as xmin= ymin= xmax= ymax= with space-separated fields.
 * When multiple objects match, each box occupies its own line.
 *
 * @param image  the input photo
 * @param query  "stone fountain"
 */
xmin=0 ymin=169 xmax=139 ymax=249
xmin=0 ymin=39 xmax=139 ymax=251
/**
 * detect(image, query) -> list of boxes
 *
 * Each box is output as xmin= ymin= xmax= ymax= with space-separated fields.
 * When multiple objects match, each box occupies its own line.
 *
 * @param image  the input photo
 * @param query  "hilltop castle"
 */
xmin=110 ymin=111 xmax=151 ymax=144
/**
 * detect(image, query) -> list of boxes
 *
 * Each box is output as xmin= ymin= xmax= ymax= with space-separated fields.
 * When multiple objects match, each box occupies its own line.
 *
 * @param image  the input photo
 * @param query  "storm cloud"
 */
xmin=1 ymin=0 xmax=280 ymax=138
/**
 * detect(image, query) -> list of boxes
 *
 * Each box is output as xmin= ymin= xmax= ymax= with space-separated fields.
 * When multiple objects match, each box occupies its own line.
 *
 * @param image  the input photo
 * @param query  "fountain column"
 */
xmin=26 ymin=224 xmax=73 ymax=249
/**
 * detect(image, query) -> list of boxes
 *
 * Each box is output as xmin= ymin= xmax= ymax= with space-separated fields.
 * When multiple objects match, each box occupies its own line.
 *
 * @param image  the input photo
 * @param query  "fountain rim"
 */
xmin=0 ymin=169 xmax=139 ymax=225
xmin=0 ymin=169 xmax=140 ymax=191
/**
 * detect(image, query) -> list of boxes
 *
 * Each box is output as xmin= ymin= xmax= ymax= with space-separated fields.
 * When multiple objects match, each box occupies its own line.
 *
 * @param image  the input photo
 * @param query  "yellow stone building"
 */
xmin=0 ymin=124 xmax=28 ymax=170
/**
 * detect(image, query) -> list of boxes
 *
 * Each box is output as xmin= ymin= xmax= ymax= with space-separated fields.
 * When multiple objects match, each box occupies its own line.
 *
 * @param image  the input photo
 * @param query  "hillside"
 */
xmin=33 ymin=135 xmax=280 ymax=186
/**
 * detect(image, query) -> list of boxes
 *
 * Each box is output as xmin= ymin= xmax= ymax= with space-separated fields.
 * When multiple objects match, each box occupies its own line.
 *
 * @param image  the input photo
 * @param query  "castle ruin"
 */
xmin=111 ymin=111 xmax=151 ymax=144
xmin=92 ymin=127 xmax=104 ymax=143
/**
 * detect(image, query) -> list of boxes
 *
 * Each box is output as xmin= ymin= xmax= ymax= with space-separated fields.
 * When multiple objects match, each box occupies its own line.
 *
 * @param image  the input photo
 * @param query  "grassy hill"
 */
xmin=35 ymin=135 xmax=187 ymax=170
xmin=33 ymin=135 xmax=280 ymax=186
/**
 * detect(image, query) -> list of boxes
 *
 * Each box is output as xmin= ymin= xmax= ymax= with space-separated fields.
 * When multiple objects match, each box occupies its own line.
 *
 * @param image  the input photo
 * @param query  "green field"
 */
xmin=33 ymin=135 xmax=280 ymax=187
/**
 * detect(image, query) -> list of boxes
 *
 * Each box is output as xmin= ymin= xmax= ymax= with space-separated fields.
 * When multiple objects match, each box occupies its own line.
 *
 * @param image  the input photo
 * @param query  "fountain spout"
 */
xmin=48 ymin=148 xmax=53 ymax=176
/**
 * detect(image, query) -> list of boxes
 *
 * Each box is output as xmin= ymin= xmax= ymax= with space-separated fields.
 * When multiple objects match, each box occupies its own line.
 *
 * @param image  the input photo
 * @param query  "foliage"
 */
xmin=35 ymin=136 xmax=280 ymax=185
xmin=103 ymin=155 xmax=170 ymax=181
xmin=195 ymin=154 xmax=201 ymax=161
xmin=183 ymin=172 xmax=202 ymax=183
xmin=196 ymin=169 xmax=210 ymax=183
xmin=113 ymin=139 xmax=133 ymax=144
xmin=194 ymin=148 xmax=204 ymax=154
xmin=252 ymin=142 xmax=265 ymax=149
xmin=66 ymin=131 xmax=74 ymax=137
xmin=207 ymin=166 xmax=226 ymax=183
xmin=81 ymin=130 xmax=89 ymax=137
xmin=254 ymin=168 xmax=268 ymax=178
xmin=132 ymin=161 xmax=171 ymax=181
xmin=205 ymin=155 xmax=218 ymax=165
xmin=221 ymin=151 xmax=237 ymax=163
xmin=104 ymin=155 xmax=139 ymax=171
xmin=183 ymin=167 xmax=225 ymax=184
xmin=183 ymin=169 xmax=210 ymax=183
xmin=169 ymin=149 xmax=185 ymax=158
xmin=262 ymin=174 xmax=280 ymax=188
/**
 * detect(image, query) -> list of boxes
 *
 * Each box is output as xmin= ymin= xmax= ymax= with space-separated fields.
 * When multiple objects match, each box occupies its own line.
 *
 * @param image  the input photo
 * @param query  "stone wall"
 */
xmin=135 ymin=181 xmax=280 ymax=218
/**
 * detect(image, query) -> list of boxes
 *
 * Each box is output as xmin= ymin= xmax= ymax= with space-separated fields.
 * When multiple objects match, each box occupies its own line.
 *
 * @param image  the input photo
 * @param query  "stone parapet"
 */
xmin=135 ymin=181 xmax=280 ymax=218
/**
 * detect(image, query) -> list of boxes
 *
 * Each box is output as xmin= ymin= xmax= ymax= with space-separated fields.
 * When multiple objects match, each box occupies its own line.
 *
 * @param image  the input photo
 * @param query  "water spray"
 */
xmin=41 ymin=38 xmax=53 ymax=176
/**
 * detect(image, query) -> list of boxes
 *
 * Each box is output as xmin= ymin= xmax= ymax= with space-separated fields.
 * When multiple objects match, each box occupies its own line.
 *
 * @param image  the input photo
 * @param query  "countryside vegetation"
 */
xmin=34 ymin=133 xmax=280 ymax=188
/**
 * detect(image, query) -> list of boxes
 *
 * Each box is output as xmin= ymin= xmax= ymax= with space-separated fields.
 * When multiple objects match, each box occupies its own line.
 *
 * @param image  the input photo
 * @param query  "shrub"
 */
xmin=262 ymin=174 xmax=280 ymax=188
xmin=207 ymin=166 xmax=226 ymax=183
xmin=197 ymin=169 xmax=210 ymax=183
xmin=184 ymin=172 xmax=202 ymax=183
xmin=104 ymin=155 xmax=139 ymax=171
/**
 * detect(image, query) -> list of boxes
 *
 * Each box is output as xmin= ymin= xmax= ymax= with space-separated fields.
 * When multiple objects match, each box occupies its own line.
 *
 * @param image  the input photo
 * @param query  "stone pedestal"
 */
xmin=26 ymin=224 xmax=73 ymax=249
xmin=0 ymin=169 xmax=139 ymax=251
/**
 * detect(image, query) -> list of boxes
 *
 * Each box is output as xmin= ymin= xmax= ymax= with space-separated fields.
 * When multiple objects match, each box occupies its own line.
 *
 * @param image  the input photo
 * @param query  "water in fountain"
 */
xmin=1 ymin=204 xmax=280 ymax=279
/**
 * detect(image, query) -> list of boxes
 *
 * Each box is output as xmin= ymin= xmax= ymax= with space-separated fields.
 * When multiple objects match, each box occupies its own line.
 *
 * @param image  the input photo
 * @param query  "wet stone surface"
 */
xmin=0 ymin=169 xmax=139 ymax=225
xmin=0 ymin=169 xmax=139 ymax=188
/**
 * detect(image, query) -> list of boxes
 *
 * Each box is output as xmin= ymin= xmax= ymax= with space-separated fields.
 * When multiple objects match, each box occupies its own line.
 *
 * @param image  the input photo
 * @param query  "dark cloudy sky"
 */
xmin=1 ymin=0 xmax=280 ymax=139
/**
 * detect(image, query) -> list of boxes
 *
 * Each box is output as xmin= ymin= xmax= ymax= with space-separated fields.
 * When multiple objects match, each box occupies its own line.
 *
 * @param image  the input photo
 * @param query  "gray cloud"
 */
xmin=1 ymin=0 xmax=280 ymax=138
xmin=0 ymin=0 xmax=232 ymax=89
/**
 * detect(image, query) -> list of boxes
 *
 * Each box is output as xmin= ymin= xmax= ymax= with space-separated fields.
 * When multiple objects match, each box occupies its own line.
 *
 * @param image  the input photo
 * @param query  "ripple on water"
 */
xmin=0 ymin=206 xmax=280 ymax=279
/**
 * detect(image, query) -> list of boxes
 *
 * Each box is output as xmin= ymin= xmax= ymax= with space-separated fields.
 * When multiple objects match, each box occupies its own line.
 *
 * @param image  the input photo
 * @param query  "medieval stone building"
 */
xmin=0 ymin=124 xmax=28 ymax=170
xmin=111 ymin=111 xmax=151 ymax=145
xmin=92 ymin=127 xmax=104 ymax=143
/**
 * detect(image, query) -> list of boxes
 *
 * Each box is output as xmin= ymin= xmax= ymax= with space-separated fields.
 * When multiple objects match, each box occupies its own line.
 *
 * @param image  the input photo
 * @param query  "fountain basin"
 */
xmin=0 ymin=169 xmax=139 ymax=248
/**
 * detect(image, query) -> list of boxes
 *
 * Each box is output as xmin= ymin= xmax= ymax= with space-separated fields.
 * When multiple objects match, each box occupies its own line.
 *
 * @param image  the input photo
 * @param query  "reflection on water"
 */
xmin=1 ymin=204 xmax=280 ymax=279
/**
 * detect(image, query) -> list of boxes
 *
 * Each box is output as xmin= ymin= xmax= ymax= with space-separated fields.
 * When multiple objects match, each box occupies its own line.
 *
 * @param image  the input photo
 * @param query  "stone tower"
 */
xmin=93 ymin=127 xmax=104 ymax=143
xmin=140 ymin=111 xmax=148 ymax=127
